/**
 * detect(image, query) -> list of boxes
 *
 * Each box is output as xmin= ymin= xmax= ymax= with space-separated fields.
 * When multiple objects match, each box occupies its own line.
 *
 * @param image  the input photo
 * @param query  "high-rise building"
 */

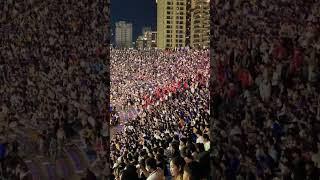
xmin=190 ymin=0 xmax=210 ymax=49
xmin=151 ymin=31 xmax=157 ymax=47
xmin=115 ymin=21 xmax=133 ymax=48
xmin=157 ymin=0 xmax=187 ymax=49
xmin=185 ymin=0 xmax=192 ymax=47
xmin=136 ymin=30 xmax=157 ymax=49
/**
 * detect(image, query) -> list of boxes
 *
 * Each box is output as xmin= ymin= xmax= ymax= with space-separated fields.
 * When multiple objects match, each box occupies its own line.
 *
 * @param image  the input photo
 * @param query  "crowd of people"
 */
xmin=110 ymin=49 xmax=209 ymax=119
xmin=211 ymin=0 xmax=320 ymax=179
xmin=1 ymin=0 xmax=110 ymax=179
xmin=110 ymin=49 xmax=211 ymax=180
xmin=2 ymin=0 xmax=320 ymax=180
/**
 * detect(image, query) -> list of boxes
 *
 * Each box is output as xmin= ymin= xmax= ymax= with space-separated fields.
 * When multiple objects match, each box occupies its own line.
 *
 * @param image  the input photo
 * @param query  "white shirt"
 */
xmin=204 ymin=141 xmax=210 ymax=151
xmin=196 ymin=136 xmax=204 ymax=144
xmin=147 ymin=168 xmax=165 ymax=180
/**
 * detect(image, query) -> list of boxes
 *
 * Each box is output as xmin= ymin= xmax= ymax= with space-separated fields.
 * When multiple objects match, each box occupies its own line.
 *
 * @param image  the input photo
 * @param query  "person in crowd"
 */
xmin=170 ymin=156 xmax=186 ymax=180
xmin=1 ymin=0 xmax=110 ymax=178
xmin=109 ymin=48 xmax=210 ymax=180
xmin=211 ymin=0 xmax=320 ymax=179
xmin=120 ymin=165 xmax=139 ymax=180
xmin=203 ymin=134 xmax=210 ymax=152
xmin=145 ymin=158 xmax=165 ymax=180
xmin=183 ymin=161 xmax=201 ymax=180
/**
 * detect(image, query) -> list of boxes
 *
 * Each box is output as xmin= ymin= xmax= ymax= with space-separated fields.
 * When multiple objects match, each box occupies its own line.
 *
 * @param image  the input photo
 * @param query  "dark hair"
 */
xmin=140 ymin=149 xmax=147 ymax=157
xmin=125 ymin=164 xmax=137 ymax=173
xmin=181 ymin=147 xmax=193 ymax=160
xmin=121 ymin=168 xmax=139 ymax=180
xmin=196 ymin=143 xmax=205 ymax=152
xmin=145 ymin=158 xmax=157 ymax=170
xmin=171 ymin=141 xmax=180 ymax=150
xmin=184 ymin=161 xmax=201 ymax=180
xmin=157 ymin=147 xmax=164 ymax=155
xmin=187 ymin=143 xmax=197 ymax=152
xmin=180 ymin=137 xmax=187 ymax=144
xmin=155 ymin=153 xmax=163 ymax=162
xmin=174 ymin=135 xmax=180 ymax=141
xmin=170 ymin=156 xmax=186 ymax=175
xmin=139 ymin=158 xmax=146 ymax=167
xmin=198 ymin=151 xmax=211 ymax=178
xmin=203 ymin=134 xmax=209 ymax=141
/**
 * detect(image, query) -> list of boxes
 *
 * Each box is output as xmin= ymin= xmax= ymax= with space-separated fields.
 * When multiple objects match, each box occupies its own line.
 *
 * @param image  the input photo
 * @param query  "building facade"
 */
xmin=136 ymin=30 xmax=157 ymax=49
xmin=151 ymin=31 xmax=157 ymax=47
xmin=185 ymin=0 xmax=192 ymax=47
xmin=115 ymin=21 xmax=133 ymax=48
xmin=157 ymin=0 xmax=187 ymax=49
xmin=156 ymin=0 xmax=209 ymax=49
xmin=190 ymin=0 xmax=210 ymax=49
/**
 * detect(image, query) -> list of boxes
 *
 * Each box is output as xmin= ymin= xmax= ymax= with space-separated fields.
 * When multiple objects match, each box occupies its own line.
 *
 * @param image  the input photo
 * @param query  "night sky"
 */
xmin=111 ymin=0 xmax=157 ymax=43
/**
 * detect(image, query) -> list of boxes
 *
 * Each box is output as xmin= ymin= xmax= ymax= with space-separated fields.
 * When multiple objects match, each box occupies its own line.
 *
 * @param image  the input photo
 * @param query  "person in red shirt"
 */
xmin=238 ymin=68 xmax=253 ymax=89
xmin=177 ymin=80 xmax=182 ymax=90
xmin=183 ymin=81 xmax=188 ymax=90
xmin=272 ymin=38 xmax=287 ymax=61
xmin=290 ymin=46 xmax=303 ymax=74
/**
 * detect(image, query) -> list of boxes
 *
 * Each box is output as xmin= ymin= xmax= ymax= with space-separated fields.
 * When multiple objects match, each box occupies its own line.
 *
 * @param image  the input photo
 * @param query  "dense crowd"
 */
xmin=110 ymin=49 xmax=209 ymax=120
xmin=2 ymin=0 xmax=320 ymax=180
xmin=1 ymin=0 xmax=109 ymax=179
xmin=211 ymin=0 xmax=320 ymax=179
xmin=110 ymin=49 xmax=211 ymax=180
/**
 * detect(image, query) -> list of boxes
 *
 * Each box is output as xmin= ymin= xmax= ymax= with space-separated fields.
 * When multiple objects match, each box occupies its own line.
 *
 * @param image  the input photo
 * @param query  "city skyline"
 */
xmin=111 ymin=0 xmax=156 ymax=41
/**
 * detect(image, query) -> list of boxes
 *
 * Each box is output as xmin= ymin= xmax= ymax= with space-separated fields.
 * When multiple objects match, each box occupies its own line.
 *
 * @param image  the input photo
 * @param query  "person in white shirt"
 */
xmin=195 ymin=130 xmax=204 ymax=144
xmin=138 ymin=158 xmax=165 ymax=180
xmin=203 ymin=134 xmax=211 ymax=152
xmin=259 ymin=77 xmax=271 ymax=102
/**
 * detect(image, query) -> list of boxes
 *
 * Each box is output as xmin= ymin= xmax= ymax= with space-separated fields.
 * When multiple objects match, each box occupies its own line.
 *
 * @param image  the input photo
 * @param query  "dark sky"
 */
xmin=111 ymin=0 xmax=157 ymax=42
